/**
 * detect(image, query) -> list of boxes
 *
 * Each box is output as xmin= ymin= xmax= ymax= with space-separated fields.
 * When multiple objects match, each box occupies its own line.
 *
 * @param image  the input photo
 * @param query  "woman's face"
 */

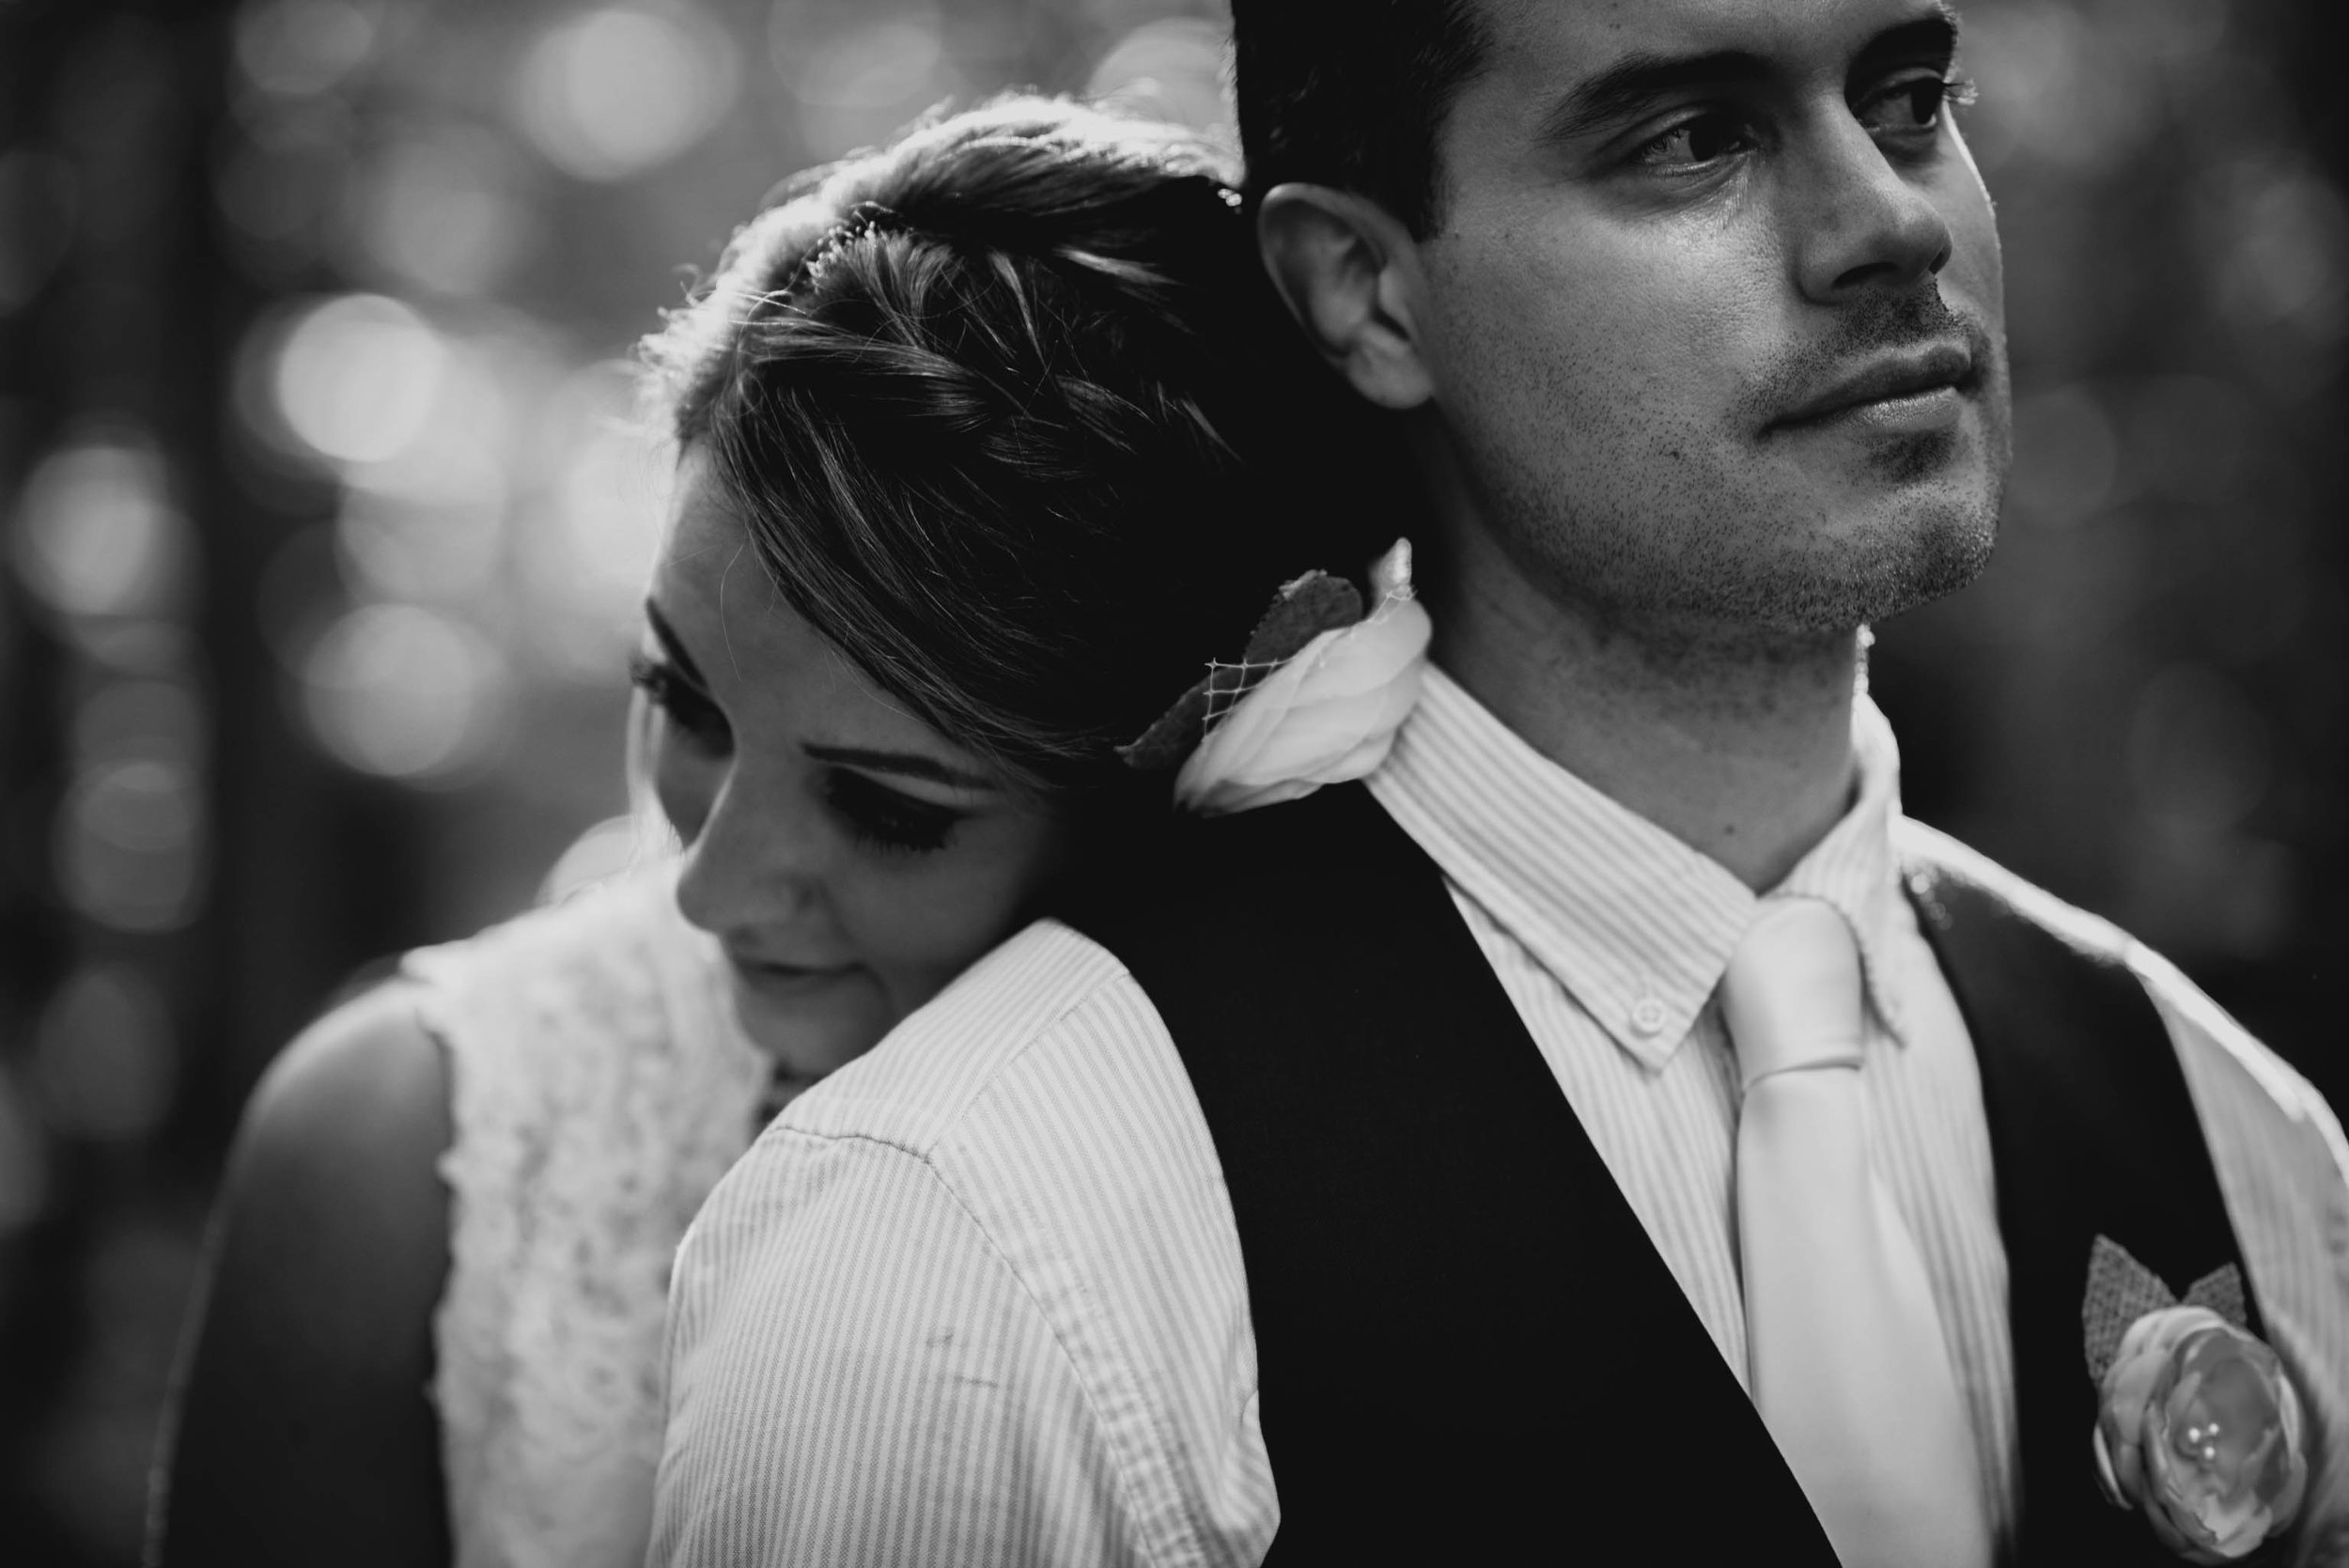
xmin=641 ymin=454 xmax=1077 ymax=1076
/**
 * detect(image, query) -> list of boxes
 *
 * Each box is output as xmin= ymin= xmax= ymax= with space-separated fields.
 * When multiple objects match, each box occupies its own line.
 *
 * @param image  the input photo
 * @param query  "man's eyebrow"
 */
xmin=1534 ymin=5 xmax=1963 ymax=147
xmin=642 ymin=599 xmax=709 ymax=689
xmin=1849 ymin=12 xmax=1962 ymax=84
xmin=802 ymin=744 xmax=1001 ymax=793
xmin=1535 ymin=49 xmax=1774 ymax=147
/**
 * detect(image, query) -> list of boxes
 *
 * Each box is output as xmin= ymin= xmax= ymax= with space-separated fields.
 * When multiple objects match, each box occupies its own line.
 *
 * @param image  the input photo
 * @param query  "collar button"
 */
xmin=1628 ymin=996 xmax=1670 ymax=1037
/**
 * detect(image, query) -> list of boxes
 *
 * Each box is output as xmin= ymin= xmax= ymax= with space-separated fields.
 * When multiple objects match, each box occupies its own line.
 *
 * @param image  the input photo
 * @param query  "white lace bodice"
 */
xmin=407 ymin=864 xmax=769 ymax=1568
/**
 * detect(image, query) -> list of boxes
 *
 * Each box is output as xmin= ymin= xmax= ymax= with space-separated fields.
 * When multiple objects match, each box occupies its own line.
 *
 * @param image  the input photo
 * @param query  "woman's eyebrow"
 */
xmin=642 ymin=599 xmax=711 ymax=689
xmin=802 ymin=744 xmax=1000 ymax=793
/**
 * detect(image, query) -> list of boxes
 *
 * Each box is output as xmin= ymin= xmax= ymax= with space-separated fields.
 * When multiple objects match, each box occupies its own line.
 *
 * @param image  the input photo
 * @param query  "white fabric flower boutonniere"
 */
xmin=1119 ymin=539 xmax=1432 ymax=816
xmin=2085 ymin=1236 xmax=2308 ymax=1563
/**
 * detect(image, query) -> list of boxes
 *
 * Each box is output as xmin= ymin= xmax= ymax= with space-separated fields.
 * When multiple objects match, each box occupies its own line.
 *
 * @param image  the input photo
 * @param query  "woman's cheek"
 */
xmin=841 ymin=862 xmax=1016 ymax=1008
xmin=647 ymin=728 xmax=720 ymax=846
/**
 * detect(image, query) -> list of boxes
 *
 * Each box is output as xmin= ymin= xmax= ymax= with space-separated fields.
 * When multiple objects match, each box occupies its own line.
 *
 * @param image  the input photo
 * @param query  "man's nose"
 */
xmin=673 ymin=774 xmax=822 ymax=941
xmin=1788 ymin=116 xmax=1954 ymax=304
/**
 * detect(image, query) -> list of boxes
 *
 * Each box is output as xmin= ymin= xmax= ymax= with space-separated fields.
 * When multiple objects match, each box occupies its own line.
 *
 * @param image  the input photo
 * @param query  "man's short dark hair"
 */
xmin=1230 ymin=0 xmax=1490 ymax=237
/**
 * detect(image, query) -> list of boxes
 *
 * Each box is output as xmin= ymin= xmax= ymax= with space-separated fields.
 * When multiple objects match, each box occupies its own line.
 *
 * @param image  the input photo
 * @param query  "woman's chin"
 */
xmin=724 ymin=964 xmax=894 ymax=1080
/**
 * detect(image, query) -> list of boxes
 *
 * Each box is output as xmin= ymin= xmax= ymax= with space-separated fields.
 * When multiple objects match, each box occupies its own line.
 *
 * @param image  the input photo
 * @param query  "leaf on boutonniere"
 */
xmin=1117 ymin=570 xmax=1364 ymax=772
xmin=2081 ymin=1234 xmax=2249 ymax=1384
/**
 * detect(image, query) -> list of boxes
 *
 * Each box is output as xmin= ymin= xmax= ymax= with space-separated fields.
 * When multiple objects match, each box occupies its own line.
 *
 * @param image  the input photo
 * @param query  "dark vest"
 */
xmin=1063 ymin=783 xmax=2260 ymax=1567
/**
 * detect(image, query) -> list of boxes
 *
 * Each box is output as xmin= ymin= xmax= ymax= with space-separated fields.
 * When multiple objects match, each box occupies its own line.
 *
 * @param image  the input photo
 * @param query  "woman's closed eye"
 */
xmin=823 ymin=768 xmax=964 ymax=856
xmin=630 ymin=653 xmax=732 ymax=752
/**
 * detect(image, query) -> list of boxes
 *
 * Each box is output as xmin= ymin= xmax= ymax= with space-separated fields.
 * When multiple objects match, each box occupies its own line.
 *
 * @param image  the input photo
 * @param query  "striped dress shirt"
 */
xmin=653 ymin=669 xmax=2349 ymax=1567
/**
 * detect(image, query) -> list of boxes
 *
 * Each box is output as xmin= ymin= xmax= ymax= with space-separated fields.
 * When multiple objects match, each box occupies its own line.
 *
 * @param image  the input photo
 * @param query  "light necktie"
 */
xmin=1722 ymin=896 xmax=1993 ymax=1568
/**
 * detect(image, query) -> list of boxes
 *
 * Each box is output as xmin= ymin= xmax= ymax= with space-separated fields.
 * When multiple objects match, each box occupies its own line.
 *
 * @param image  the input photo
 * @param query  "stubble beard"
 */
xmin=1486 ymin=285 xmax=2009 ymax=647
xmin=1473 ymin=451 xmax=2002 ymax=667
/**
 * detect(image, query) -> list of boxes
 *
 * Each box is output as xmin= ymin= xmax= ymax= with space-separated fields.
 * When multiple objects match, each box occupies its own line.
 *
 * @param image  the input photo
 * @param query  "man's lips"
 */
xmin=1766 ymin=342 xmax=1979 ymax=431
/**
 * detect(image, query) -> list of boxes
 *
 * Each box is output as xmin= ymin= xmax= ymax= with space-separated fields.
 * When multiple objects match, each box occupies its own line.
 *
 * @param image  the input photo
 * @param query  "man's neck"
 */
xmin=1425 ymin=529 xmax=1863 ymax=893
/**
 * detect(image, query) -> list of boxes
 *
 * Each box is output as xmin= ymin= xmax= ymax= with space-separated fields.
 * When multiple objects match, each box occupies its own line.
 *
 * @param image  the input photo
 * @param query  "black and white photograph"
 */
xmin=0 ymin=0 xmax=2344 ymax=1563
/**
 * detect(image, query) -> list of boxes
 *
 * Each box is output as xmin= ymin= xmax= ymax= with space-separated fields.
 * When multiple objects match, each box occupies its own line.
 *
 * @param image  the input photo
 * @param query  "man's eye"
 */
xmin=823 ymin=770 xmax=961 ymax=857
xmin=630 ymin=654 xmax=732 ymax=753
xmin=1630 ymin=111 xmax=1758 ymax=172
xmin=1858 ymin=73 xmax=1972 ymax=137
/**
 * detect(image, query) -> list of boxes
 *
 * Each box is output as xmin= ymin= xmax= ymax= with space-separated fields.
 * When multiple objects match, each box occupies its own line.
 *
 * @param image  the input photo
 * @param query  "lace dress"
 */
xmin=405 ymin=863 xmax=770 ymax=1568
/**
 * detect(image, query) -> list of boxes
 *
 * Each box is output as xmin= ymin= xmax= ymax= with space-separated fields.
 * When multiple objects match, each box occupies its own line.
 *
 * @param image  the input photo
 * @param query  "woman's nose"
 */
xmin=671 ymin=772 xmax=824 ymax=942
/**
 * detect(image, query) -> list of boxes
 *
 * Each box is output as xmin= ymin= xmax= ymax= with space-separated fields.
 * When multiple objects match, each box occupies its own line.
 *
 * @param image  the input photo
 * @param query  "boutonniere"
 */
xmin=2085 ymin=1236 xmax=2308 ymax=1562
xmin=1118 ymin=538 xmax=1431 ymax=816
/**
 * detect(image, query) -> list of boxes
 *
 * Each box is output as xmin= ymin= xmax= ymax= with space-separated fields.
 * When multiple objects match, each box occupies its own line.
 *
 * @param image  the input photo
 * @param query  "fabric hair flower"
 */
xmin=1117 ymin=538 xmax=1430 ymax=816
xmin=2086 ymin=1239 xmax=2308 ymax=1563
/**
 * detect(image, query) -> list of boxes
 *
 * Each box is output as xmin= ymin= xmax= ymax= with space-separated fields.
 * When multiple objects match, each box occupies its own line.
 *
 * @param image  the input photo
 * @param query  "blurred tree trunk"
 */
xmin=2 ymin=0 xmax=430 ymax=1558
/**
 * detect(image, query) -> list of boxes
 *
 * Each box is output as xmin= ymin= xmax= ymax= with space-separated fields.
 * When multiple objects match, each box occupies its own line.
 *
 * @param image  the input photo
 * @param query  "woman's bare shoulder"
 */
xmin=193 ymin=979 xmax=454 ymax=1396
xmin=155 ymin=982 xmax=457 ymax=1565
xmin=231 ymin=981 xmax=454 ymax=1243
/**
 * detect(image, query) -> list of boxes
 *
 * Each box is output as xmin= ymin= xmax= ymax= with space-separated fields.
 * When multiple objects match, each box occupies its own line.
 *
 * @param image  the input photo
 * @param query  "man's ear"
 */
xmin=1257 ymin=182 xmax=1436 ymax=411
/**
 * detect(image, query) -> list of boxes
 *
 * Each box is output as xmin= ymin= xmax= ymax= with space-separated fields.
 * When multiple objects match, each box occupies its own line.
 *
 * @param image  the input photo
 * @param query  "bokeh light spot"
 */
xmin=269 ymin=292 xmax=449 ymax=467
xmin=2007 ymin=385 xmax=2118 ymax=525
xmin=2127 ymin=663 xmax=2274 ymax=833
xmin=10 ymin=437 xmax=191 ymax=621
xmin=300 ymin=602 xmax=509 ymax=782
xmin=776 ymin=15 xmax=957 ymax=159
xmin=57 ymin=757 xmax=208 ymax=934
xmin=1087 ymin=19 xmax=1234 ymax=144
xmin=2217 ymin=167 xmax=2348 ymax=337
xmin=235 ymin=0 xmax=381 ymax=97
xmin=514 ymin=2 xmax=740 ymax=182
xmin=1959 ymin=4 xmax=2155 ymax=176
xmin=35 ymin=965 xmax=179 ymax=1142
xmin=513 ymin=362 xmax=671 ymax=674
xmin=354 ymin=124 xmax=537 ymax=298
xmin=336 ymin=487 xmax=506 ymax=605
xmin=73 ymin=678 xmax=209 ymax=774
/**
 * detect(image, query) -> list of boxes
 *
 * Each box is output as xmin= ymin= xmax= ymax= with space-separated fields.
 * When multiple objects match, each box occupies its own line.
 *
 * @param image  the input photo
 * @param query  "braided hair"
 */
xmin=641 ymin=96 xmax=1402 ymax=802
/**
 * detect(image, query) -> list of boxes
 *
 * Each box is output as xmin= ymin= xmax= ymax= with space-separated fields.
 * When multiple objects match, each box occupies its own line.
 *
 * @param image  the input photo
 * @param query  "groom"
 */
xmin=653 ymin=1 xmax=2349 ymax=1563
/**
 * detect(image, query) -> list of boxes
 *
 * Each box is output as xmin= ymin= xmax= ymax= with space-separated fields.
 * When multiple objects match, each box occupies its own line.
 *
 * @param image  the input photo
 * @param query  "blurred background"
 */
xmin=0 ymin=0 xmax=2340 ymax=1560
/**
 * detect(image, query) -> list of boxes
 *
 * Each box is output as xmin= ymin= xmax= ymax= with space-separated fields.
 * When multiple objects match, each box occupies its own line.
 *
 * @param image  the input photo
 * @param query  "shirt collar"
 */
xmin=1365 ymin=667 xmax=1915 ymax=1072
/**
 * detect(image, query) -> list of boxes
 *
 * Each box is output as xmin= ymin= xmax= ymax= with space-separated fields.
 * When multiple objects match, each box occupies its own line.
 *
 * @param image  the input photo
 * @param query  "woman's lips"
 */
xmin=725 ymin=953 xmax=863 ymax=997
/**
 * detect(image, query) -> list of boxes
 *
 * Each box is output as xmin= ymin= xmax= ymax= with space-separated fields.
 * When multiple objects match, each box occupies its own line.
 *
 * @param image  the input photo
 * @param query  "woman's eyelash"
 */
xmin=630 ymin=653 xmax=730 ymax=746
xmin=824 ymin=770 xmax=960 ymax=856
xmin=627 ymin=654 xmax=959 ymax=854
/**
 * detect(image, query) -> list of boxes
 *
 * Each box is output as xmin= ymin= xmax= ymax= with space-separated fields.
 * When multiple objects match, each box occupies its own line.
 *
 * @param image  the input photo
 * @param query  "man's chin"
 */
xmin=1774 ymin=505 xmax=1998 ymax=632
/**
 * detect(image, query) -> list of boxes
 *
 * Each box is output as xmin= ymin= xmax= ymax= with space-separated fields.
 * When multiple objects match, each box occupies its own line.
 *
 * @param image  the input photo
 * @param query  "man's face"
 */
xmin=1414 ymin=0 xmax=2009 ymax=636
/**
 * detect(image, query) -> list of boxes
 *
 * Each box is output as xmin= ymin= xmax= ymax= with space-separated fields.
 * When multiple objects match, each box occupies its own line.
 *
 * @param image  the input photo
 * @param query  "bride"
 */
xmin=152 ymin=96 xmax=1412 ymax=1567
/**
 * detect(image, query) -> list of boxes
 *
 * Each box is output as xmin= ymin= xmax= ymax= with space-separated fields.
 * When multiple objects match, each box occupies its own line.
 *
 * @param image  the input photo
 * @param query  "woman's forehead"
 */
xmin=647 ymin=461 xmax=983 ymax=767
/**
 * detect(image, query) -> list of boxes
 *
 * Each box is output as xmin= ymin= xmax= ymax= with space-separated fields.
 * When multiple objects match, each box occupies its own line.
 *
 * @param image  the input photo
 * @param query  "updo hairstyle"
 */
xmin=641 ymin=95 xmax=1400 ymax=803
